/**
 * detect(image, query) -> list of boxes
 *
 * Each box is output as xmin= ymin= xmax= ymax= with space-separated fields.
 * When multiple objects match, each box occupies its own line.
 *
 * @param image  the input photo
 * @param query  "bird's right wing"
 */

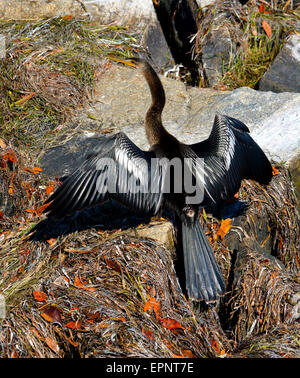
xmin=44 ymin=133 xmax=167 ymax=218
xmin=189 ymin=114 xmax=273 ymax=205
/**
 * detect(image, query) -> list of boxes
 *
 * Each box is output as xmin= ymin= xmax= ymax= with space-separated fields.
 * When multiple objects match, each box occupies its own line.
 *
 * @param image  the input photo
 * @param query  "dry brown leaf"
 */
xmin=107 ymin=56 xmax=136 ymax=67
xmin=45 ymin=336 xmax=59 ymax=354
xmin=142 ymin=327 xmax=155 ymax=341
xmin=262 ymin=20 xmax=272 ymax=39
xmin=161 ymin=318 xmax=184 ymax=330
xmin=40 ymin=305 xmax=63 ymax=326
xmin=14 ymin=92 xmax=35 ymax=106
xmin=30 ymin=326 xmax=44 ymax=341
xmin=0 ymin=138 xmax=7 ymax=149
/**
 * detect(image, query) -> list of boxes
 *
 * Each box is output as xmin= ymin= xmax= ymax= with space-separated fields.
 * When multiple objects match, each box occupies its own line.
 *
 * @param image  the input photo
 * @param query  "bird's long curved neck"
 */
xmin=138 ymin=60 xmax=169 ymax=146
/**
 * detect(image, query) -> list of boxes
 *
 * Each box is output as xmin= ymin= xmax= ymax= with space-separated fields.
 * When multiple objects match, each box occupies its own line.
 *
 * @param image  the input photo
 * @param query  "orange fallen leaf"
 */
xmin=36 ymin=202 xmax=50 ymax=215
xmin=45 ymin=336 xmax=59 ymax=354
xmin=97 ymin=319 xmax=111 ymax=329
xmin=182 ymin=349 xmax=193 ymax=358
xmin=24 ymin=166 xmax=43 ymax=174
xmin=73 ymin=275 xmax=96 ymax=292
xmin=144 ymin=295 xmax=160 ymax=319
xmin=25 ymin=208 xmax=36 ymax=214
xmin=262 ymin=20 xmax=272 ymax=39
xmin=85 ymin=310 xmax=101 ymax=321
xmin=103 ymin=255 xmax=121 ymax=272
xmin=10 ymin=350 xmax=19 ymax=358
xmin=211 ymin=339 xmax=225 ymax=355
xmin=259 ymin=3 xmax=265 ymax=13
xmin=161 ymin=318 xmax=184 ymax=330
xmin=66 ymin=320 xmax=81 ymax=329
xmin=17 ymin=266 xmax=24 ymax=274
xmin=33 ymin=290 xmax=47 ymax=302
xmin=30 ymin=326 xmax=43 ymax=340
xmin=272 ymin=166 xmax=279 ymax=176
xmin=69 ymin=307 xmax=79 ymax=312
xmin=4 ymin=151 xmax=17 ymax=163
xmin=74 ymin=275 xmax=85 ymax=288
xmin=0 ymin=210 xmax=4 ymax=220
xmin=172 ymin=353 xmax=185 ymax=358
xmin=62 ymin=15 xmax=73 ymax=20
xmin=142 ymin=327 xmax=155 ymax=341
xmin=33 ymin=166 xmax=43 ymax=173
xmin=8 ymin=184 xmax=14 ymax=196
xmin=214 ymin=84 xmax=227 ymax=91
xmin=217 ymin=218 xmax=232 ymax=239
xmin=46 ymin=182 xmax=56 ymax=195
xmin=1 ymin=150 xmax=17 ymax=169
xmin=47 ymin=238 xmax=56 ymax=246
xmin=107 ymin=56 xmax=137 ymax=67
xmin=112 ymin=317 xmax=126 ymax=322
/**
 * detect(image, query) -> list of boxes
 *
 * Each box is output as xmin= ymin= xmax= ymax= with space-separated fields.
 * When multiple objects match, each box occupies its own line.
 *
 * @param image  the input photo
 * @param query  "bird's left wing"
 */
xmin=44 ymin=132 xmax=167 ymax=218
xmin=185 ymin=114 xmax=273 ymax=205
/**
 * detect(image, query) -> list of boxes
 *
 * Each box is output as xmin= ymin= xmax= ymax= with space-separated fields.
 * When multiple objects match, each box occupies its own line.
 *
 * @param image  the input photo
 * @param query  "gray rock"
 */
xmin=195 ymin=0 xmax=216 ymax=8
xmin=83 ymin=0 xmax=156 ymax=27
xmin=201 ymin=27 xmax=236 ymax=87
xmin=0 ymin=0 xmax=156 ymax=29
xmin=141 ymin=21 xmax=175 ymax=71
xmin=0 ymin=0 xmax=82 ymax=20
xmin=41 ymin=65 xmax=300 ymax=179
xmin=259 ymin=34 xmax=300 ymax=93
xmin=40 ymin=134 xmax=105 ymax=178
xmin=87 ymin=66 xmax=300 ymax=163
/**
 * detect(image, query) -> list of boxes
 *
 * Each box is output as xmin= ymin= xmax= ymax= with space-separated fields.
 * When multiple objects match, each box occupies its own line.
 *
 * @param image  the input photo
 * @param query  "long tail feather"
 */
xmin=181 ymin=218 xmax=225 ymax=301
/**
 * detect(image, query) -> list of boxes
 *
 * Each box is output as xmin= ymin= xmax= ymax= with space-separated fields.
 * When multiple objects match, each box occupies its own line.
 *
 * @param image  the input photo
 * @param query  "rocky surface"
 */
xmin=0 ymin=0 xmax=83 ymax=20
xmin=0 ymin=0 xmax=156 ymax=28
xmin=141 ymin=20 xmax=174 ymax=71
xmin=40 ymin=65 xmax=300 ymax=180
xmin=201 ymin=26 xmax=236 ymax=87
xmin=83 ymin=0 xmax=156 ymax=26
xmin=259 ymin=34 xmax=300 ymax=93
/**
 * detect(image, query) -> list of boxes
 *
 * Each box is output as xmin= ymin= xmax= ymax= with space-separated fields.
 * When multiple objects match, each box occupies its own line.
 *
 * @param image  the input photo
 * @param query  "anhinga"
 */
xmin=44 ymin=57 xmax=273 ymax=302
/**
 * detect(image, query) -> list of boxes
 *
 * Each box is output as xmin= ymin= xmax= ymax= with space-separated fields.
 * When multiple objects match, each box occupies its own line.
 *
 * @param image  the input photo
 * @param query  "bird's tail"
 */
xmin=181 ymin=218 xmax=225 ymax=302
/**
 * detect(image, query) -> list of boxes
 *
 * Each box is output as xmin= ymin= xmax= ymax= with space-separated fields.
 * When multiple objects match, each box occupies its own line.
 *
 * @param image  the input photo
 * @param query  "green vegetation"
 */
xmin=0 ymin=16 xmax=139 ymax=148
xmin=194 ymin=0 xmax=299 ymax=89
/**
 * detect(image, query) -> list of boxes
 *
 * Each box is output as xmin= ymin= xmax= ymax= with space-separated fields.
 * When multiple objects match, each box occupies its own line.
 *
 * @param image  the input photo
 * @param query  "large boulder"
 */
xmin=41 ymin=65 xmax=299 ymax=178
xmin=259 ymin=33 xmax=300 ymax=93
xmin=0 ymin=0 xmax=156 ymax=28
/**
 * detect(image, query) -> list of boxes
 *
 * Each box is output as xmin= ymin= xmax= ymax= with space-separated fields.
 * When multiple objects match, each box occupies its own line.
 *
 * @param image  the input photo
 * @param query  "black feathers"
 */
xmin=190 ymin=114 xmax=273 ymax=205
xmin=45 ymin=132 xmax=166 ymax=218
xmin=181 ymin=217 xmax=225 ymax=301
